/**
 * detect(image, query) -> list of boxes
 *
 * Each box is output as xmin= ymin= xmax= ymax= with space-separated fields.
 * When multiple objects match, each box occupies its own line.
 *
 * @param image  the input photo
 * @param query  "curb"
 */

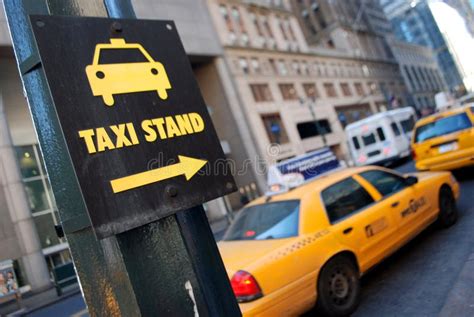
xmin=439 ymin=252 xmax=474 ymax=317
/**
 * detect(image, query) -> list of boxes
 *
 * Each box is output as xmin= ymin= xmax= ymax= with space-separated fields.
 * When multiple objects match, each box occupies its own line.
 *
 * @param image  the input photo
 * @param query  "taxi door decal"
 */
xmin=400 ymin=196 xmax=427 ymax=218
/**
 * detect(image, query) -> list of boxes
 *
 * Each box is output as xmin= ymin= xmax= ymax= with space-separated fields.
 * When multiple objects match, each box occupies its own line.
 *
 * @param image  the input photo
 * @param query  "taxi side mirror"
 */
xmin=405 ymin=176 xmax=418 ymax=186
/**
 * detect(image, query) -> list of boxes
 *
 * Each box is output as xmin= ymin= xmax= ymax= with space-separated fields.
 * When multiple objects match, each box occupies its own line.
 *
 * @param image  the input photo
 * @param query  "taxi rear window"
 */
xmin=414 ymin=113 xmax=473 ymax=143
xmin=223 ymin=200 xmax=299 ymax=241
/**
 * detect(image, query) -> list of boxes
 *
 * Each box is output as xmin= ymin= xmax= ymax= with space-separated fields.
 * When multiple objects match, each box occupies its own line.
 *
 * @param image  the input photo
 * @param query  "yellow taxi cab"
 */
xmin=219 ymin=166 xmax=459 ymax=316
xmin=85 ymin=38 xmax=171 ymax=106
xmin=411 ymin=106 xmax=474 ymax=171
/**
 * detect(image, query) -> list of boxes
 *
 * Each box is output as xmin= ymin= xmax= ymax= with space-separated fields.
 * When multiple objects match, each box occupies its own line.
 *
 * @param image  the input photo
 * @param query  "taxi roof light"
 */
xmin=230 ymin=270 xmax=263 ymax=303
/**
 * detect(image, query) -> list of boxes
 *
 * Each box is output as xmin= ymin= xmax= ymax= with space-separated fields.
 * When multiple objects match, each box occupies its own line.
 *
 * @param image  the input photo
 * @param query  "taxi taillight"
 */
xmin=411 ymin=148 xmax=417 ymax=160
xmin=230 ymin=270 xmax=263 ymax=302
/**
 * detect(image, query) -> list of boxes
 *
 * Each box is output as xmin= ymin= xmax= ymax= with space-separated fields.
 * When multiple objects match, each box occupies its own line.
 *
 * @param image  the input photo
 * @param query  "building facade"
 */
xmin=389 ymin=38 xmax=447 ymax=110
xmin=380 ymin=0 xmax=465 ymax=94
xmin=207 ymin=0 xmax=408 ymax=171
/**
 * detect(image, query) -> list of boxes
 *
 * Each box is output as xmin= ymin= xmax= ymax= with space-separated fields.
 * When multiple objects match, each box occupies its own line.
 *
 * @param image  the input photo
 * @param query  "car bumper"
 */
xmin=415 ymin=148 xmax=474 ymax=171
xmin=239 ymin=275 xmax=317 ymax=317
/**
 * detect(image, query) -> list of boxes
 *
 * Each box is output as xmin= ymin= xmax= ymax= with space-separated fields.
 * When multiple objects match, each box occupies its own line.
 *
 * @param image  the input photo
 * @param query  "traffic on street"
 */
xmin=26 ymin=160 xmax=474 ymax=317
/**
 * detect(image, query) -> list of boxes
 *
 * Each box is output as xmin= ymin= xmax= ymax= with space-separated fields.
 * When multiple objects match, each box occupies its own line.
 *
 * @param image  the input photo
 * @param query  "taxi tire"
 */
xmin=315 ymin=255 xmax=360 ymax=317
xmin=437 ymin=186 xmax=458 ymax=228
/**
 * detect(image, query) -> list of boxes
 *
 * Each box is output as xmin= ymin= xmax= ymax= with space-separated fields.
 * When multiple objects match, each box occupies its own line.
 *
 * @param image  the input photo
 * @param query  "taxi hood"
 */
xmin=218 ymin=238 xmax=296 ymax=277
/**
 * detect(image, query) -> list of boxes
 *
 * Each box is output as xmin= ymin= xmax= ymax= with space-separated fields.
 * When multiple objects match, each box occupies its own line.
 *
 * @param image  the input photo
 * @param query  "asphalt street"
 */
xmin=353 ymin=160 xmax=474 ymax=316
xmin=26 ymin=293 xmax=88 ymax=317
xmin=27 ymin=160 xmax=474 ymax=317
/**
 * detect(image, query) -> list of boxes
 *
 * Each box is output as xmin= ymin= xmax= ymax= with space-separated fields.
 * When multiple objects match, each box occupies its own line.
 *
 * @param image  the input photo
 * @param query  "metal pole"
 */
xmin=301 ymin=97 xmax=328 ymax=147
xmin=3 ymin=1 xmax=240 ymax=316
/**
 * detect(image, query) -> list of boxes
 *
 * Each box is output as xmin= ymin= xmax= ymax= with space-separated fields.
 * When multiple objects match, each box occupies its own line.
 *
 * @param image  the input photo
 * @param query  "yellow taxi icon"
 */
xmin=85 ymin=38 xmax=171 ymax=106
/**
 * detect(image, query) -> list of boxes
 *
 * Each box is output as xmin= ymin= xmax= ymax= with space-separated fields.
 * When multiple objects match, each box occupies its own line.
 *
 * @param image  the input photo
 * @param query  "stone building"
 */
xmin=207 ymin=0 xmax=407 ymax=167
xmin=389 ymin=38 xmax=447 ymax=110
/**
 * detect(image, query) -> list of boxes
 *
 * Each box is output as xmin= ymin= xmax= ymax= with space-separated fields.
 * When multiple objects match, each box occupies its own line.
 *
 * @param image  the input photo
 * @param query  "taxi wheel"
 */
xmin=316 ymin=255 xmax=360 ymax=317
xmin=437 ymin=186 xmax=458 ymax=228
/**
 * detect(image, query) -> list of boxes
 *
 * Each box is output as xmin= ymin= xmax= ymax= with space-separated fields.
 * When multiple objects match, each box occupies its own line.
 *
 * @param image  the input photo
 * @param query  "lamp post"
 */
xmin=299 ymin=95 xmax=328 ymax=147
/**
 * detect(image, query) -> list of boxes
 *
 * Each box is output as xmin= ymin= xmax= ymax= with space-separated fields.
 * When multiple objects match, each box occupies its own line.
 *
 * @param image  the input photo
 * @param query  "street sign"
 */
xmin=30 ymin=15 xmax=236 ymax=239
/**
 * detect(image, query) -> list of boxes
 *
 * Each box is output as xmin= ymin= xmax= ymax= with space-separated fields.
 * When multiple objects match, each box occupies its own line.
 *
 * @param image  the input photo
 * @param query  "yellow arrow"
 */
xmin=110 ymin=155 xmax=207 ymax=193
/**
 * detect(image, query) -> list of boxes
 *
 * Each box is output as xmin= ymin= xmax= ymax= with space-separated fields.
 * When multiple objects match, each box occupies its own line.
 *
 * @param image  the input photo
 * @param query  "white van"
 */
xmin=345 ymin=107 xmax=416 ymax=166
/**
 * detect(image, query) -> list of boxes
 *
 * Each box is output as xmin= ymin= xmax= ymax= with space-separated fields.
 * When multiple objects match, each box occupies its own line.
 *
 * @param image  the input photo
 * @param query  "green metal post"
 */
xmin=3 ymin=0 xmax=241 ymax=316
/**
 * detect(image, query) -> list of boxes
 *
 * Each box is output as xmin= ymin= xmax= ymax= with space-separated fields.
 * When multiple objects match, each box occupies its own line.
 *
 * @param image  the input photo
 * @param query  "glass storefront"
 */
xmin=15 ymin=144 xmax=72 ymax=278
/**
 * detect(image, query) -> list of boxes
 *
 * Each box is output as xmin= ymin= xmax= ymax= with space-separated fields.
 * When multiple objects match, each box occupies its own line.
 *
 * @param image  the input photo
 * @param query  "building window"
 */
xmin=312 ymin=0 xmax=327 ymax=28
xmin=269 ymin=58 xmax=278 ymax=74
xmin=15 ymin=145 xmax=63 ymax=247
xmin=301 ymin=61 xmax=309 ymax=75
xmin=250 ymin=84 xmax=273 ymax=102
xmin=261 ymin=113 xmax=289 ymax=144
xmin=249 ymin=12 xmax=264 ymax=37
xmin=262 ymin=17 xmax=274 ymax=38
xmin=367 ymin=82 xmax=378 ymax=94
xmin=277 ymin=60 xmax=288 ymax=75
xmin=279 ymin=83 xmax=298 ymax=100
xmin=303 ymin=83 xmax=319 ymax=98
xmin=354 ymin=83 xmax=365 ymax=96
xmin=292 ymin=60 xmax=300 ymax=74
xmin=219 ymin=4 xmax=234 ymax=33
xmin=231 ymin=7 xmax=245 ymax=33
xmin=279 ymin=18 xmax=289 ymax=40
xmin=297 ymin=119 xmax=332 ymax=139
xmin=251 ymin=58 xmax=261 ymax=74
xmin=340 ymin=83 xmax=352 ymax=96
xmin=239 ymin=57 xmax=249 ymax=74
xmin=324 ymin=83 xmax=337 ymax=98
xmin=287 ymin=20 xmax=297 ymax=41
xmin=33 ymin=214 xmax=60 ymax=249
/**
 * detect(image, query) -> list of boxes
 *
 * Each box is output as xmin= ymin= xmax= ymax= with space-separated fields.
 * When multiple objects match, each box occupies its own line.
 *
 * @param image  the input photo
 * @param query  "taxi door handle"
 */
xmin=343 ymin=227 xmax=353 ymax=235
xmin=391 ymin=201 xmax=400 ymax=208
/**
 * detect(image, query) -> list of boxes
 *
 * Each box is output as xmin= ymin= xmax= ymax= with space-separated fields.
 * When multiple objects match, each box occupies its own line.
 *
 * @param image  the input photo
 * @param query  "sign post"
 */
xmin=4 ymin=1 xmax=241 ymax=316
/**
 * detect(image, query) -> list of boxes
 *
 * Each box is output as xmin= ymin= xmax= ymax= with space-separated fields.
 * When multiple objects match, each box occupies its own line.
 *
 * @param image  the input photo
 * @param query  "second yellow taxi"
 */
xmin=412 ymin=105 xmax=474 ymax=171
xmin=219 ymin=166 xmax=459 ymax=316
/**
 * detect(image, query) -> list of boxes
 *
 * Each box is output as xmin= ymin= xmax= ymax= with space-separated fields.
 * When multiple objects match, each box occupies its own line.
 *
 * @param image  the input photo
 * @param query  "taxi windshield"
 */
xmin=223 ymin=200 xmax=300 ymax=241
xmin=99 ymin=48 xmax=148 ymax=64
xmin=414 ymin=113 xmax=473 ymax=143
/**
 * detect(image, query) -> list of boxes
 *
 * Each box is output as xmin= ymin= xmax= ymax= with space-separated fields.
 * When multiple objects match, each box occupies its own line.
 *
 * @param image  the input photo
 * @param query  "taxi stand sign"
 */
xmin=30 ymin=15 xmax=236 ymax=239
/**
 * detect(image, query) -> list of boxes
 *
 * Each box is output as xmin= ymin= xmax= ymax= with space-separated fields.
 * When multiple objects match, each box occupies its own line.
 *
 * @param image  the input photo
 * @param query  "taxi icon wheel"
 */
xmin=157 ymin=89 xmax=168 ymax=100
xmin=103 ymin=95 xmax=115 ymax=107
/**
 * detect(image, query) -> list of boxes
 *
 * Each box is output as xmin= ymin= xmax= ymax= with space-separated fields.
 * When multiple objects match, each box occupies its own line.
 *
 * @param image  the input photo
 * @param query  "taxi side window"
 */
xmin=359 ymin=170 xmax=406 ymax=197
xmin=322 ymin=177 xmax=375 ymax=223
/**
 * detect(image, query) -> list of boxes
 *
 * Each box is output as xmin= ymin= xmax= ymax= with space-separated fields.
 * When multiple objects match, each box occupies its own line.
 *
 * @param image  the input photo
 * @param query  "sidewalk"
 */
xmin=0 ymin=286 xmax=80 ymax=317
xmin=0 ymin=217 xmax=229 ymax=317
xmin=439 ymin=252 xmax=474 ymax=316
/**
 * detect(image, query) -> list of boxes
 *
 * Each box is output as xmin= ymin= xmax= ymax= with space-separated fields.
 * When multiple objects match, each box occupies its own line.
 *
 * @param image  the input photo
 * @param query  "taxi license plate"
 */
xmin=438 ymin=142 xmax=458 ymax=154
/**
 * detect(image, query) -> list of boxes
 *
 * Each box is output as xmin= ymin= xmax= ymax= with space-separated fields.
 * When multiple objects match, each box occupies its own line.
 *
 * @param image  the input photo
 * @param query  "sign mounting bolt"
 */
xmin=112 ymin=21 xmax=123 ymax=33
xmin=166 ymin=185 xmax=178 ymax=198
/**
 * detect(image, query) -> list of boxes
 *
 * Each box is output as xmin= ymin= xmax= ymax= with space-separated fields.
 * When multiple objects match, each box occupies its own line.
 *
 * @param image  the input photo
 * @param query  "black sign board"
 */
xmin=31 ymin=15 xmax=236 ymax=239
